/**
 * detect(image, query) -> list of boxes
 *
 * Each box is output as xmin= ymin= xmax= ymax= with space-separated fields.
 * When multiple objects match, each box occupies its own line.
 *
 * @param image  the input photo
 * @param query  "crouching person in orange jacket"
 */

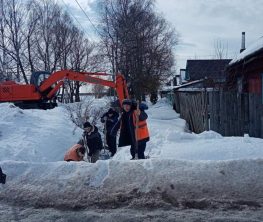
xmin=64 ymin=144 xmax=86 ymax=162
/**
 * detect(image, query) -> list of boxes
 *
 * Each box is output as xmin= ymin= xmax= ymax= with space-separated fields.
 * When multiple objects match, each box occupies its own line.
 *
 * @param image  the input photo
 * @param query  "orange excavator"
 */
xmin=0 ymin=70 xmax=129 ymax=109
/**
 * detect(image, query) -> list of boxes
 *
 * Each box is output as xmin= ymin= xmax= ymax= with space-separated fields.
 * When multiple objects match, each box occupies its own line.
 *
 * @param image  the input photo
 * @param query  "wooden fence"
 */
xmin=168 ymin=90 xmax=263 ymax=138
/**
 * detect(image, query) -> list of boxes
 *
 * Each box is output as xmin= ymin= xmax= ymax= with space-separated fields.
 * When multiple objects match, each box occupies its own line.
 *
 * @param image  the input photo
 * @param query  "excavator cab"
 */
xmin=30 ymin=71 xmax=51 ymax=87
xmin=28 ymin=71 xmax=58 ymax=109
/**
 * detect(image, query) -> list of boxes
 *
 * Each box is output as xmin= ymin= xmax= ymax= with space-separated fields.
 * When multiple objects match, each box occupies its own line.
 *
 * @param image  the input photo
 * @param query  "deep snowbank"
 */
xmin=0 ymin=99 xmax=109 ymax=162
xmin=0 ymin=158 xmax=262 ymax=210
xmin=0 ymin=98 xmax=263 ymax=214
xmin=1 ymin=99 xmax=263 ymax=163
xmin=0 ymin=103 xmax=81 ymax=162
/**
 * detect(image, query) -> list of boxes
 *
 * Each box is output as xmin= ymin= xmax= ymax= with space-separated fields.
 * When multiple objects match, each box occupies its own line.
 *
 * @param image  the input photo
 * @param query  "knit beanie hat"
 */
xmin=83 ymin=121 xmax=92 ymax=129
xmin=122 ymin=99 xmax=132 ymax=106
xmin=78 ymin=146 xmax=86 ymax=155
xmin=108 ymin=108 xmax=114 ymax=114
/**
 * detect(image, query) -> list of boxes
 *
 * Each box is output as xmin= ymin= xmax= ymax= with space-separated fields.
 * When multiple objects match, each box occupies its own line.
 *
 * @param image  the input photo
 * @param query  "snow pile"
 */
xmin=0 ymin=159 xmax=262 ymax=210
xmin=230 ymin=36 xmax=263 ymax=64
xmin=0 ymin=103 xmax=81 ymax=162
xmin=0 ymin=97 xmax=263 ymax=212
xmin=0 ymin=98 xmax=109 ymax=162
xmin=2 ymin=97 xmax=262 ymax=163
xmin=162 ymin=130 xmax=263 ymax=161
xmin=115 ymin=98 xmax=263 ymax=161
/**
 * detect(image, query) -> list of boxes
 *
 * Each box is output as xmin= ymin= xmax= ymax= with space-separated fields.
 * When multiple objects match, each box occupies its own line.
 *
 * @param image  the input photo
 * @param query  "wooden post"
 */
xmin=135 ymin=100 xmax=139 ymax=159
xmin=204 ymin=88 xmax=209 ymax=131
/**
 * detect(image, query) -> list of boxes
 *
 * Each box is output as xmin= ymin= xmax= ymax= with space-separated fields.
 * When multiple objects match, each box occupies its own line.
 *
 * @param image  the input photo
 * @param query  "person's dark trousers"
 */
xmin=130 ymin=141 xmax=146 ymax=159
xmin=106 ymin=134 xmax=117 ymax=156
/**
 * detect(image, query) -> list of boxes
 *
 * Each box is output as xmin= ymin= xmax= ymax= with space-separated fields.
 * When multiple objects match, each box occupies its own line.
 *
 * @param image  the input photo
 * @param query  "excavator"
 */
xmin=0 ymin=70 xmax=129 ymax=109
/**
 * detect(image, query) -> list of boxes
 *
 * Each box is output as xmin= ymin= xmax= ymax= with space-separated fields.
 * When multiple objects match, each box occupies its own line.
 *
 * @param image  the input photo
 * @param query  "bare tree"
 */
xmin=64 ymin=30 xmax=96 ymax=103
xmin=97 ymin=0 xmax=177 ymax=101
xmin=65 ymin=99 xmax=93 ymax=128
xmin=1 ymin=0 xmax=29 ymax=83
xmin=0 ymin=0 xmax=106 ymax=105
xmin=92 ymin=84 xmax=105 ymax=99
xmin=65 ymin=98 xmax=108 ymax=131
xmin=0 ymin=0 xmax=7 ymax=81
xmin=25 ymin=1 xmax=40 ymax=73
xmin=32 ymin=0 xmax=61 ymax=72
xmin=214 ymin=38 xmax=228 ymax=59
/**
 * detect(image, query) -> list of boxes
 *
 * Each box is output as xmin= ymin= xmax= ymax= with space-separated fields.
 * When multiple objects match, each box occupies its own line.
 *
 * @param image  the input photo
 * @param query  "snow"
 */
xmin=230 ymin=36 xmax=263 ymax=65
xmin=0 ymin=97 xmax=263 ymax=221
xmin=0 ymin=103 xmax=82 ymax=162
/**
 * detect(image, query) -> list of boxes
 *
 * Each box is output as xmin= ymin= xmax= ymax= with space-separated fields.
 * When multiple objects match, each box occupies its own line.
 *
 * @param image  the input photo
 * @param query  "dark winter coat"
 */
xmin=78 ymin=126 xmax=103 ymax=156
xmin=111 ymin=108 xmax=149 ymax=147
xmin=0 ymin=166 xmax=6 ymax=184
xmin=101 ymin=110 xmax=119 ymax=134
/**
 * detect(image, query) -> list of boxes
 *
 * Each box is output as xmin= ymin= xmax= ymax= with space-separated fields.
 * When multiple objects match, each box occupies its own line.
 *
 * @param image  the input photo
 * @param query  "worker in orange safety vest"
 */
xmin=111 ymin=99 xmax=149 ymax=159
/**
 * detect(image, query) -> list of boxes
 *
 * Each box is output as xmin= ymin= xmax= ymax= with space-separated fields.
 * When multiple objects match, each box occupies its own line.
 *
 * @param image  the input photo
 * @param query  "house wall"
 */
xmin=247 ymin=73 xmax=262 ymax=94
xmin=227 ymin=53 xmax=263 ymax=93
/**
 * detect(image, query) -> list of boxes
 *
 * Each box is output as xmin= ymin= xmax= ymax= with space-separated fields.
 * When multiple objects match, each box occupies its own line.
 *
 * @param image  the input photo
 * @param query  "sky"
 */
xmin=58 ymin=0 xmax=263 ymax=73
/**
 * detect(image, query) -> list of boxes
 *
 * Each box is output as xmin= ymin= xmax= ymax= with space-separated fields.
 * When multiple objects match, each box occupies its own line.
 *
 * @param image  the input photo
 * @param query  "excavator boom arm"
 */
xmin=39 ymin=70 xmax=129 ymax=103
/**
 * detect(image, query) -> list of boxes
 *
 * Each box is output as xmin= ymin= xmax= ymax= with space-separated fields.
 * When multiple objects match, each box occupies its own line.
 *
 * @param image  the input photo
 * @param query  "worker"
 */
xmin=101 ymin=108 xmax=119 ymax=157
xmin=64 ymin=144 xmax=86 ymax=162
xmin=111 ymin=99 xmax=150 ymax=159
xmin=0 ymin=166 xmax=6 ymax=184
xmin=79 ymin=121 xmax=103 ymax=163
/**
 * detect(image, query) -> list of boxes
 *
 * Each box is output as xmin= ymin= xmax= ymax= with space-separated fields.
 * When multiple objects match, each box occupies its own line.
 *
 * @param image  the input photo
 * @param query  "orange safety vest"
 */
xmin=64 ymin=144 xmax=83 ymax=161
xmin=133 ymin=112 xmax=149 ymax=141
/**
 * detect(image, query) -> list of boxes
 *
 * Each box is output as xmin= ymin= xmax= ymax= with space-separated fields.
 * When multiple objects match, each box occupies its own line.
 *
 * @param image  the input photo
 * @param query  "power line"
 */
xmin=60 ymin=0 xmax=92 ymax=39
xmin=73 ymin=0 xmax=101 ymax=36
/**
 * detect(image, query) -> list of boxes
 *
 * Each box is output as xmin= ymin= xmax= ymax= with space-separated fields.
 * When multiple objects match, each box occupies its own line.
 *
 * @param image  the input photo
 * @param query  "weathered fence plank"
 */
xmin=166 ymin=90 xmax=263 ymax=139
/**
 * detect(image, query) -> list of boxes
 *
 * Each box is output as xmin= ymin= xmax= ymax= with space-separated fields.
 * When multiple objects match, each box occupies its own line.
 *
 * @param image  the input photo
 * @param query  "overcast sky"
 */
xmin=59 ymin=0 xmax=263 ymax=72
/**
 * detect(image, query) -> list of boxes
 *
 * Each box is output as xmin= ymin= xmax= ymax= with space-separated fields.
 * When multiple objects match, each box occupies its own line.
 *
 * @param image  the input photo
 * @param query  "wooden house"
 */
xmin=226 ymin=36 xmax=263 ymax=95
xmin=185 ymin=59 xmax=231 ymax=88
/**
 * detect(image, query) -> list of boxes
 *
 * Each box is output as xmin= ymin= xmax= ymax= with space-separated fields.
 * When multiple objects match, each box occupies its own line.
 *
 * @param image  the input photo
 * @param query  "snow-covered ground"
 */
xmin=0 ymin=98 xmax=263 ymax=221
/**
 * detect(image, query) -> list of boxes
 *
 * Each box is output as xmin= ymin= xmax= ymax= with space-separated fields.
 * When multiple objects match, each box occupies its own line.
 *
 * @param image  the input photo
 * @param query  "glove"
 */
xmin=134 ymin=109 xmax=141 ymax=116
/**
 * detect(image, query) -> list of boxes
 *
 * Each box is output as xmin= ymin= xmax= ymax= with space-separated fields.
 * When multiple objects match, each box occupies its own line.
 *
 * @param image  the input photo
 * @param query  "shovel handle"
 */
xmin=135 ymin=100 xmax=139 ymax=158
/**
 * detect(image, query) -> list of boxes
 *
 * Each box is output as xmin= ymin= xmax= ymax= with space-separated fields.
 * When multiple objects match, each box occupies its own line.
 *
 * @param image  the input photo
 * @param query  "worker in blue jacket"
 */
xmin=101 ymin=108 xmax=119 ymax=157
